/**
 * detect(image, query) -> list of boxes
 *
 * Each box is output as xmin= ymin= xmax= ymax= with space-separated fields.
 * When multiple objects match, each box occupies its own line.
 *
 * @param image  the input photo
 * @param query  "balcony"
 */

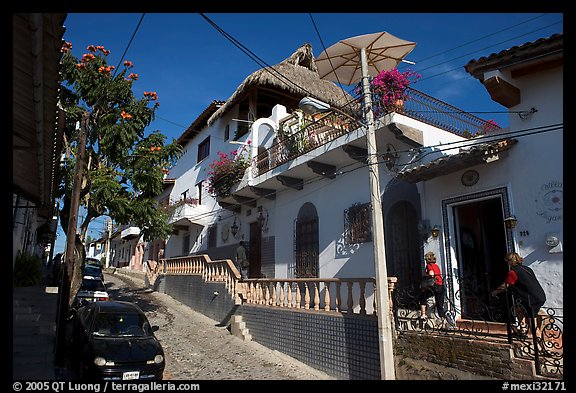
xmin=258 ymin=88 xmax=499 ymax=175
xmin=120 ymin=226 xmax=140 ymax=240
xmin=216 ymin=87 xmax=501 ymax=208
xmin=166 ymin=199 xmax=210 ymax=232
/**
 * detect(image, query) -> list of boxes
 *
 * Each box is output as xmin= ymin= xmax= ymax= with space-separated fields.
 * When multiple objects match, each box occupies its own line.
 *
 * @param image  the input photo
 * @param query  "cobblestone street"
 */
xmin=104 ymin=271 xmax=334 ymax=381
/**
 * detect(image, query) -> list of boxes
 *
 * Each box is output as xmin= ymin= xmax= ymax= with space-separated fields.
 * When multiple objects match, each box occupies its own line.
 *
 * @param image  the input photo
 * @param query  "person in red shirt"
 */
xmin=492 ymin=252 xmax=546 ymax=334
xmin=419 ymin=251 xmax=447 ymax=322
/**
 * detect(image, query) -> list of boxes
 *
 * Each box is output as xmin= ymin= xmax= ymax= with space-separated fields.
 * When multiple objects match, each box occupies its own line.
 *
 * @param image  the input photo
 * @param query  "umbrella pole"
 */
xmin=360 ymin=47 xmax=396 ymax=380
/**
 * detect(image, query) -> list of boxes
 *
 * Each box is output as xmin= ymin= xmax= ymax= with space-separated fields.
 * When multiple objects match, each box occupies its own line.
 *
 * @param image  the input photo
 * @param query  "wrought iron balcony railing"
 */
xmin=252 ymin=87 xmax=501 ymax=178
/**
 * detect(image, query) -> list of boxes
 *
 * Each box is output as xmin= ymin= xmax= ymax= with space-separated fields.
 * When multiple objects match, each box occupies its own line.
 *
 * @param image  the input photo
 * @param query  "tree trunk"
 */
xmin=64 ymin=112 xmax=89 ymax=305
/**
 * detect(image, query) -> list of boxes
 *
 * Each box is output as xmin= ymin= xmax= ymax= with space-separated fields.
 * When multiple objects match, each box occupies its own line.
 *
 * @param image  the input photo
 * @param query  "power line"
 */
xmin=416 ymin=20 xmax=563 ymax=82
xmin=113 ymin=13 xmax=146 ymax=77
xmin=167 ymin=122 xmax=562 ymax=223
xmin=307 ymin=13 xmax=349 ymax=105
xmin=152 ymin=14 xmax=560 ymax=142
xmin=405 ymin=13 xmax=555 ymax=66
xmin=198 ymin=13 xmax=357 ymax=114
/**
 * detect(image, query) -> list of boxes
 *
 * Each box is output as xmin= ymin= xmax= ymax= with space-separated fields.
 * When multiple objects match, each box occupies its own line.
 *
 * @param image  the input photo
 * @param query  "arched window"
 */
xmin=294 ymin=203 xmax=319 ymax=277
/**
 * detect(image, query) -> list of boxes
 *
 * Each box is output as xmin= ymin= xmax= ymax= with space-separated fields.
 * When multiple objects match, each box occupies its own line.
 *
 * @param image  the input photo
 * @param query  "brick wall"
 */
xmin=395 ymin=332 xmax=537 ymax=380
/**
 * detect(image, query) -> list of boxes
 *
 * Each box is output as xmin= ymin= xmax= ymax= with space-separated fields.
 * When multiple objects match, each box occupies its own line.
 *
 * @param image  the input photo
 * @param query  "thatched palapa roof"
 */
xmin=207 ymin=43 xmax=356 ymax=126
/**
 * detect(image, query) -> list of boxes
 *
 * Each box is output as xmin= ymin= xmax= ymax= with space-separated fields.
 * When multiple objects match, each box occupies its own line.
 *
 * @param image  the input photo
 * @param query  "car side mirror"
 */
xmin=151 ymin=325 xmax=159 ymax=332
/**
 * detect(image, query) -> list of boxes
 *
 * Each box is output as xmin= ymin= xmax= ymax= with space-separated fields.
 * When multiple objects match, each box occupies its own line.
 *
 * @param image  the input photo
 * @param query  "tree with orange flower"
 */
xmin=58 ymin=43 xmax=182 ymax=301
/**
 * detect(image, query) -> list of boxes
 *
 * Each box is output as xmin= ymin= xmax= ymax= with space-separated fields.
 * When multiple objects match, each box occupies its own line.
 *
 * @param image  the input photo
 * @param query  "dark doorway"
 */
xmin=453 ymin=197 xmax=508 ymax=321
xmin=387 ymin=201 xmax=421 ymax=290
xmin=249 ymin=222 xmax=262 ymax=278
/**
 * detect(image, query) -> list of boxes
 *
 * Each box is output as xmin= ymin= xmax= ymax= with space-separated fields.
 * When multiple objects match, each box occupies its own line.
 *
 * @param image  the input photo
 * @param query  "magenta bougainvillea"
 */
xmin=370 ymin=68 xmax=421 ymax=114
xmin=206 ymin=148 xmax=250 ymax=197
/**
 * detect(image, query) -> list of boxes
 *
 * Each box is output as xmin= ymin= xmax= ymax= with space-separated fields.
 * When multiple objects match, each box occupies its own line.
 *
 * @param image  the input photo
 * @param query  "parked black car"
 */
xmin=70 ymin=301 xmax=165 ymax=380
xmin=83 ymin=264 xmax=104 ymax=281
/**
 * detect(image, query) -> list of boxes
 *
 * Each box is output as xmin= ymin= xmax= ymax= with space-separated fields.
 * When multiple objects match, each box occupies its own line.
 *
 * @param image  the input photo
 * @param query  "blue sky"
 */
xmin=53 ymin=12 xmax=563 ymax=254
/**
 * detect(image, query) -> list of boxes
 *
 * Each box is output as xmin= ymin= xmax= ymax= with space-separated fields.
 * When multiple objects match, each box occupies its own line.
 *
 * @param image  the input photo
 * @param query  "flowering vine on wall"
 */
xmin=206 ymin=146 xmax=251 ymax=198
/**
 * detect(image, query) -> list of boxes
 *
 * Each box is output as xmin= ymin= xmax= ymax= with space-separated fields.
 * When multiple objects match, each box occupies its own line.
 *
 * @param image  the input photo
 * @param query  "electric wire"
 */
xmin=153 ymin=14 xmax=561 ymax=142
xmin=307 ymin=13 xmax=350 ymax=105
xmin=401 ymin=14 xmax=557 ymax=68
xmin=112 ymin=13 xmax=146 ymax=78
xmin=78 ymin=14 xmax=562 ymax=242
xmin=199 ymin=13 xmax=359 ymax=115
xmin=160 ymin=122 xmax=563 ymax=224
xmin=415 ymin=21 xmax=563 ymax=82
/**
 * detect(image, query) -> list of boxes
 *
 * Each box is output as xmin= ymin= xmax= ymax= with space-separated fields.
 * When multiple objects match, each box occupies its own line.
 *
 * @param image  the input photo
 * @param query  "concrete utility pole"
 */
xmin=105 ymin=219 xmax=112 ymax=268
xmin=360 ymin=47 xmax=396 ymax=380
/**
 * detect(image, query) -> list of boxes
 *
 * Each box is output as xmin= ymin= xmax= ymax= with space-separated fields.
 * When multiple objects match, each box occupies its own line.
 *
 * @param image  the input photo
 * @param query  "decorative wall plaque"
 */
xmin=461 ymin=169 xmax=479 ymax=186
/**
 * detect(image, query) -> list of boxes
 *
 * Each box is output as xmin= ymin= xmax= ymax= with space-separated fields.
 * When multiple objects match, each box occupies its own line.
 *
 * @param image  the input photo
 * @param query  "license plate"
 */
xmin=123 ymin=371 xmax=140 ymax=380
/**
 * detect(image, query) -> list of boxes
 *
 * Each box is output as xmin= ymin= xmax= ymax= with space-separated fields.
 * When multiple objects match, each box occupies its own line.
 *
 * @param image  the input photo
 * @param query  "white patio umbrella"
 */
xmin=315 ymin=32 xmax=416 ymax=381
xmin=315 ymin=31 xmax=416 ymax=86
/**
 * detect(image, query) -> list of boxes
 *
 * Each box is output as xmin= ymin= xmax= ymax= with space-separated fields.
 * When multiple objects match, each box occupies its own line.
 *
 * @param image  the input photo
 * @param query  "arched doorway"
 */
xmin=294 ymin=202 xmax=319 ymax=277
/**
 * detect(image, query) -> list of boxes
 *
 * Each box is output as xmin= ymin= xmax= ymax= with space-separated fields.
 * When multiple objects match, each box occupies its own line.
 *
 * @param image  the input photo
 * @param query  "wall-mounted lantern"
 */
xmin=504 ymin=215 xmax=517 ymax=229
xmin=231 ymin=217 xmax=239 ymax=237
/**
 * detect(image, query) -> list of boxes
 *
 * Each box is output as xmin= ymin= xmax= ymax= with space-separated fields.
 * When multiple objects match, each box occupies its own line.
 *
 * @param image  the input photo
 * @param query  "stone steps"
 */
xmin=230 ymin=315 xmax=252 ymax=341
xmin=13 ymin=286 xmax=58 ymax=380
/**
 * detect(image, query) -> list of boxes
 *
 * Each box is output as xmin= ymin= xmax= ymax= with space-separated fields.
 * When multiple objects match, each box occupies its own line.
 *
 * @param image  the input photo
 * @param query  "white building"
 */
xmin=159 ymin=36 xmax=562 ymax=320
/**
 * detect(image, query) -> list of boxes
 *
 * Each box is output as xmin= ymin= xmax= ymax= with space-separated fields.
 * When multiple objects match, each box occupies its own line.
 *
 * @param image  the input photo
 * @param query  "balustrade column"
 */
xmin=359 ymin=281 xmax=366 ymax=315
xmin=295 ymin=283 xmax=301 ymax=309
xmin=335 ymin=282 xmax=341 ymax=312
xmin=324 ymin=282 xmax=331 ymax=311
xmin=304 ymin=283 xmax=310 ymax=310
xmin=271 ymin=283 xmax=277 ymax=306
xmin=279 ymin=282 xmax=285 ymax=307
xmin=313 ymin=283 xmax=320 ymax=311
xmin=347 ymin=282 xmax=354 ymax=313
xmin=248 ymin=283 xmax=255 ymax=304
xmin=286 ymin=283 xmax=293 ymax=308
xmin=264 ymin=283 xmax=270 ymax=305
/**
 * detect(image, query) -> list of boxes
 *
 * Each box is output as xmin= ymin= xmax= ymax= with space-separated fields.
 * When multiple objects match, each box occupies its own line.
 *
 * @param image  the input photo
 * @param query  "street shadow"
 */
xmin=103 ymin=274 xmax=162 ymax=314
xmin=215 ymin=304 xmax=240 ymax=328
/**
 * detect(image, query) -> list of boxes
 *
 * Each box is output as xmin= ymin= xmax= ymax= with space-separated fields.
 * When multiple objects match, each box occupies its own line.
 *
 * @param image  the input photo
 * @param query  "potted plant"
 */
xmin=370 ymin=68 xmax=421 ymax=115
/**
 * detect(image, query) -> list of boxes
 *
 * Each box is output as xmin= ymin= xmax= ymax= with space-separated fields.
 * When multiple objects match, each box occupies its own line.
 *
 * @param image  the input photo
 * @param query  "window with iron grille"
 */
xmin=344 ymin=202 xmax=372 ymax=244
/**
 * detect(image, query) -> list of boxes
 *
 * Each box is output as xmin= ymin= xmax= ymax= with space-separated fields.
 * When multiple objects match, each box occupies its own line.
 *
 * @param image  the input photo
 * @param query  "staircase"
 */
xmin=13 ymin=286 xmax=59 ymax=380
xmin=230 ymin=315 xmax=252 ymax=341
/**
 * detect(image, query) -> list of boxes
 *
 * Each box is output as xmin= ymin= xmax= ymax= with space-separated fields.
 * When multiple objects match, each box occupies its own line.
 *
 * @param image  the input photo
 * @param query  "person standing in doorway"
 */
xmin=235 ymin=241 xmax=249 ymax=280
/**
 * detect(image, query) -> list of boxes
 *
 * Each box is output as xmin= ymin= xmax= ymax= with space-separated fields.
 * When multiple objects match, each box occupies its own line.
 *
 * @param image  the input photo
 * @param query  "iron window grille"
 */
xmin=344 ymin=202 xmax=372 ymax=244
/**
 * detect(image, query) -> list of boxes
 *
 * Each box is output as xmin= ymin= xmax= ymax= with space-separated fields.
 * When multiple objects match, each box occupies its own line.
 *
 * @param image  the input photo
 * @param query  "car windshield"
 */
xmin=81 ymin=279 xmax=106 ymax=292
xmin=84 ymin=266 xmax=101 ymax=275
xmin=92 ymin=312 xmax=151 ymax=338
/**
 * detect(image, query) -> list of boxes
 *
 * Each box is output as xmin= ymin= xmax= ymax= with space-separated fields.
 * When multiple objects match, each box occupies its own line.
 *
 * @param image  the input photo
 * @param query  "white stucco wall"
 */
xmin=271 ymin=163 xmax=395 ymax=280
xmin=164 ymin=111 xmax=251 ymax=258
xmin=420 ymin=67 xmax=563 ymax=309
